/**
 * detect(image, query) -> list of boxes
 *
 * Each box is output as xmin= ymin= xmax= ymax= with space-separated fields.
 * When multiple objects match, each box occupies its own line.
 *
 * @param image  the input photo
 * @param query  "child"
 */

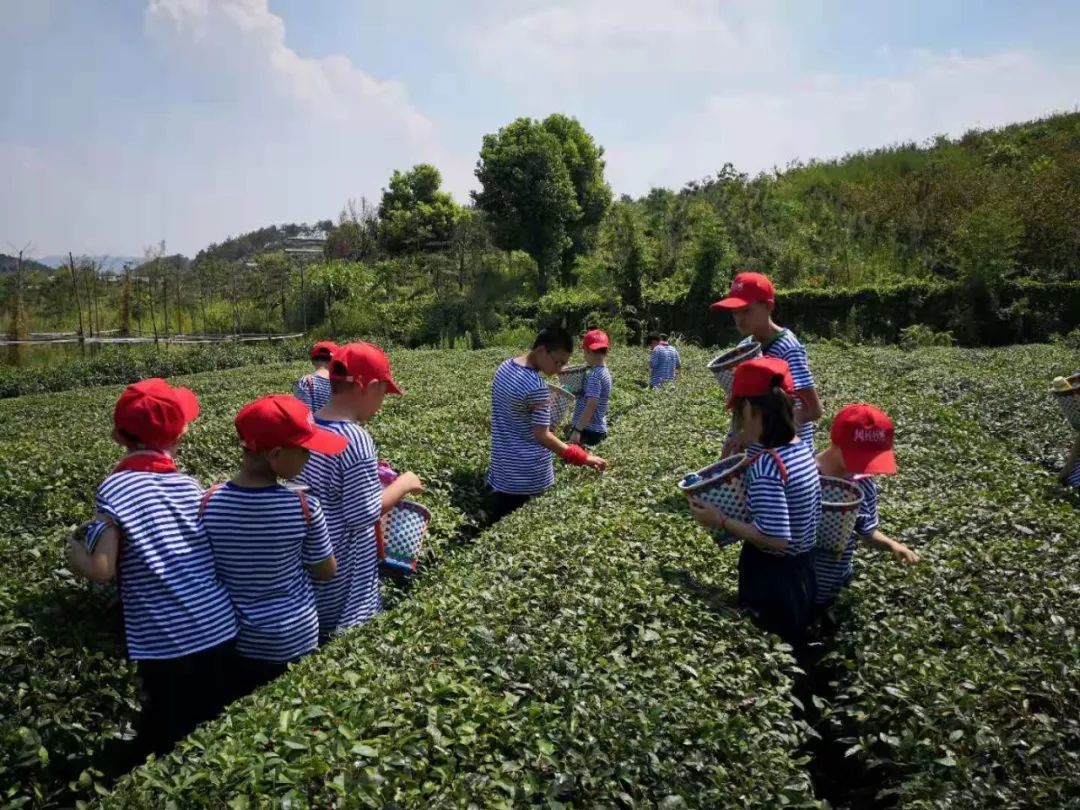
xmin=1060 ymin=434 xmax=1080 ymax=488
xmin=712 ymin=273 xmax=822 ymax=452
xmin=200 ymin=395 xmax=343 ymax=698
xmin=689 ymin=357 xmax=820 ymax=647
xmin=295 ymin=342 xmax=423 ymax=640
xmin=488 ymin=326 xmax=607 ymax=521
xmin=647 ymin=333 xmax=681 ymax=389
xmin=294 ymin=340 xmax=337 ymax=413
xmin=814 ymin=404 xmax=919 ymax=612
xmin=65 ymin=378 xmax=238 ymax=756
xmin=568 ymin=329 xmax=612 ymax=447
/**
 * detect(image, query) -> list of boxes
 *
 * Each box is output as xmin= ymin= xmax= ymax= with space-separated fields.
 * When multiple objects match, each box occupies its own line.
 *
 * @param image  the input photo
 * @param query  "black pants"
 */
xmin=580 ymin=429 xmax=607 ymax=447
xmin=490 ymin=490 xmax=533 ymax=521
xmin=227 ymin=653 xmax=290 ymax=703
xmin=137 ymin=639 xmax=233 ymax=757
xmin=737 ymin=543 xmax=816 ymax=649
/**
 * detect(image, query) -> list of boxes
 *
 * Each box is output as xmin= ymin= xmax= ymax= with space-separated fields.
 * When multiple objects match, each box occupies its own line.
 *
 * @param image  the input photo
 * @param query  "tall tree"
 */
xmin=378 ymin=164 xmax=461 ymax=254
xmin=474 ymin=115 xmax=610 ymax=294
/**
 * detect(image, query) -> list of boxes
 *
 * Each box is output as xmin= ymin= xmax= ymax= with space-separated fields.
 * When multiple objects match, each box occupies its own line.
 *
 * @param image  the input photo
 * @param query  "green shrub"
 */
xmin=898 ymin=324 xmax=956 ymax=349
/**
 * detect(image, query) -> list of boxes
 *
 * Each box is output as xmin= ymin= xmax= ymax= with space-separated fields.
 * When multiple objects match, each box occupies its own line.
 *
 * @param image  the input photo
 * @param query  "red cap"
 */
xmin=114 ymin=378 xmax=200 ymax=447
xmin=329 ymin=342 xmax=402 ymax=395
xmin=727 ymin=356 xmax=794 ymax=409
xmin=583 ymin=329 xmax=610 ymax=352
xmin=310 ymin=341 xmax=338 ymax=361
xmin=830 ymin=404 xmax=897 ymax=475
xmin=711 ymin=272 xmax=776 ymax=310
xmin=235 ymin=395 xmax=348 ymax=455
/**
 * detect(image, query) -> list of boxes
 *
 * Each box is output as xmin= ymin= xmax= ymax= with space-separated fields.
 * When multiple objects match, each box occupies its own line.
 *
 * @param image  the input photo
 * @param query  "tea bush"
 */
xmin=0 ymin=348 xmax=648 ymax=808
xmin=0 ymin=341 xmax=309 ymax=400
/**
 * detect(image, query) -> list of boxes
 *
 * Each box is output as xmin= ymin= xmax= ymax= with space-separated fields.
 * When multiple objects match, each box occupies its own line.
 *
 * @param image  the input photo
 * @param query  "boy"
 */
xmin=66 ymin=378 xmax=238 ymax=756
xmin=647 ymin=334 xmax=681 ymax=389
xmin=568 ymin=329 xmax=612 ymax=447
xmin=814 ymin=404 xmax=918 ymax=611
xmin=712 ymin=272 xmax=822 ymax=453
xmin=294 ymin=340 xmax=337 ymax=413
xmin=201 ymin=395 xmax=343 ymax=698
xmin=488 ymin=326 xmax=607 ymax=521
xmin=295 ymin=342 xmax=423 ymax=640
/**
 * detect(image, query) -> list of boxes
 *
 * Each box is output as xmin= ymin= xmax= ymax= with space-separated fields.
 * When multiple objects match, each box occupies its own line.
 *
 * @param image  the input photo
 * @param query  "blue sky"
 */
xmin=2 ymin=0 xmax=1078 ymax=257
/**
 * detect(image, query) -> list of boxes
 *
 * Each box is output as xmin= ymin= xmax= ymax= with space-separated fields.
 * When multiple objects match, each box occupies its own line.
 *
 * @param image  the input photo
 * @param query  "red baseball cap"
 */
xmin=235 ymin=395 xmax=348 ymax=455
xmin=114 ymin=378 xmax=200 ymax=447
xmin=831 ymin=404 xmax=897 ymax=475
xmin=329 ymin=342 xmax=402 ymax=395
xmin=583 ymin=329 xmax=610 ymax=351
xmin=310 ymin=341 xmax=338 ymax=361
xmin=710 ymin=272 xmax=776 ymax=310
xmin=728 ymin=356 xmax=794 ymax=409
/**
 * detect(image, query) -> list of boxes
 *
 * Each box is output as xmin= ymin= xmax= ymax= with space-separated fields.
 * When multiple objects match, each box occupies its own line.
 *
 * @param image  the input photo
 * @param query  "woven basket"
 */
xmin=548 ymin=383 xmax=577 ymax=427
xmin=678 ymin=453 xmax=752 ymax=546
xmin=558 ymin=365 xmax=590 ymax=396
xmin=816 ymin=476 xmax=863 ymax=559
xmin=1052 ymin=373 xmax=1080 ymax=431
xmin=376 ymin=501 xmax=431 ymax=573
xmin=707 ymin=342 xmax=762 ymax=394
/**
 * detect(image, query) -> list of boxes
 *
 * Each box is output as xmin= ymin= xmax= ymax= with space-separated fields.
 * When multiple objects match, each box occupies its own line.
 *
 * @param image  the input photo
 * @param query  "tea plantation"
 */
xmin=1 ymin=345 xmax=1078 ymax=808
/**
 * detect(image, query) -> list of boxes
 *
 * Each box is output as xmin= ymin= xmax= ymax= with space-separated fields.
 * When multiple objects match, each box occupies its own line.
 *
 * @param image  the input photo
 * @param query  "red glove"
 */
xmin=561 ymin=444 xmax=589 ymax=466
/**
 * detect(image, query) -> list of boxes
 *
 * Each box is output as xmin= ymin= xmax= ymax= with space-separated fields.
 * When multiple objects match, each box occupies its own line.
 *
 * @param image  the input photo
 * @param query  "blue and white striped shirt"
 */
xmin=649 ymin=344 xmax=681 ymax=388
xmin=813 ymin=476 xmax=879 ymax=605
xmin=296 ymin=420 xmax=383 ymax=638
xmin=572 ymin=365 xmax=612 ymax=434
xmin=741 ymin=330 xmax=816 ymax=446
xmin=202 ymin=483 xmax=334 ymax=663
xmin=745 ymin=441 xmax=822 ymax=556
xmin=487 ymin=359 xmax=554 ymax=496
xmin=294 ymin=374 xmax=332 ymax=414
xmin=85 ymin=471 xmax=237 ymax=660
xmin=1067 ymin=460 xmax=1080 ymax=487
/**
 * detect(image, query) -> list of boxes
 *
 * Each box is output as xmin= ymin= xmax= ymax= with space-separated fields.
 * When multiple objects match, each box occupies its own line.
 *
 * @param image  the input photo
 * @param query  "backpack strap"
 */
xmin=750 ymin=448 xmax=789 ymax=484
xmin=198 ymin=482 xmax=225 ymax=518
xmin=295 ymin=489 xmax=312 ymax=528
xmin=307 ymin=374 xmax=316 ymax=402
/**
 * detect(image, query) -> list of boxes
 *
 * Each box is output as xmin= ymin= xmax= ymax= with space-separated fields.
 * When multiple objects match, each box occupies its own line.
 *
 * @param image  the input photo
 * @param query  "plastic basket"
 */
xmin=1052 ymin=373 xmax=1080 ymax=431
xmin=548 ymin=383 xmax=577 ymax=428
xmin=707 ymin=342 xmax=762 ymax=394
xmin=558 ymin=365 xmax=590 ymax=396
xmin=376 ymin=501 xmax=431 ymax=573
xmin=816 ymin=476 xmax=863 ymax=559
xmin=678 ymin=453 xmax=752 ymax=546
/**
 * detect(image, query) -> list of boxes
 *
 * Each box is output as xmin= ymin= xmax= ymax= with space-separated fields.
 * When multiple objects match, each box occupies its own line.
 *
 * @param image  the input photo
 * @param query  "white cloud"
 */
xmin=605 ymin=49 xmax=1080 ymax=193
xmin=463 ymin=0 xmax=789 ymax=87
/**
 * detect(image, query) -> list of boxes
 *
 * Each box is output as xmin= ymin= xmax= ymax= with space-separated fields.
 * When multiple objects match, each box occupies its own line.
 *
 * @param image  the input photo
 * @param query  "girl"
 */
xmin=712 ymin=273 xmax=822 ymax=455
xmin=568 ymin=329 xmax=613 ymax=447
xmin=690 ymin=356 xmax=820 ymax=647
xmin=294 ymin=341 xmax=337 ymax=413
xmin=1060 ymin=434 xmax=1080 ymax=488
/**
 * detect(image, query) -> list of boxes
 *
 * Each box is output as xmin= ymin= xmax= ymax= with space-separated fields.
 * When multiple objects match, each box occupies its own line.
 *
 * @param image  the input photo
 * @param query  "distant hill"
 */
xmin=37 ymin=255 xmax=142 ymax=274
xmin=193 ymin=221 xmax=333 ymax=265
xmin=0 ymin=254 xmax=55 ymax=275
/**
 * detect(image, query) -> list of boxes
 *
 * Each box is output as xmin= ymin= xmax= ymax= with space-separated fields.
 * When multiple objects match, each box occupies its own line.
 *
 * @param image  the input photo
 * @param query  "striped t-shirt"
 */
xmin=649 ymin=344 xmax=681 ymax=388
xmin=202 ymin=483 xmax=335 ymax=663
xmin=295 ymin=419 xmax=383 ymax=638
xmin=745 ymin=441 xmax=822 ymax=556
xmin=813 ymin=476 xmax=879 ymax=605
xmin=572 ymin=365 xmax=612 ymax=434
xmin=1068 ymin=460 xmax=1080 ymax=487
xmin=741 ymin=330 xmax=816 ymax=446
xmin=487 ymin=359 xmax=554 ymax=496
xmin=85 ymin=471 xmax=238 ymax=660
xmin=294 ymin=374 xmax=332 ymax=414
